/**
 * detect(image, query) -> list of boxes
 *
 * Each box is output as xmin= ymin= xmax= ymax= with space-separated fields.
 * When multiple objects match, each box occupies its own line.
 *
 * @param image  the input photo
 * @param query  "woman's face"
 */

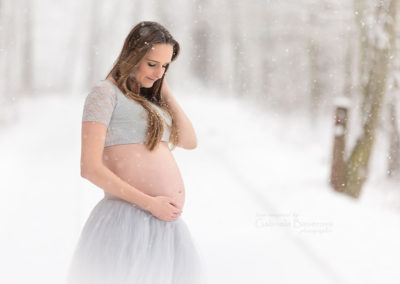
xmin=134 ymin=43 xmax=173 ymax=88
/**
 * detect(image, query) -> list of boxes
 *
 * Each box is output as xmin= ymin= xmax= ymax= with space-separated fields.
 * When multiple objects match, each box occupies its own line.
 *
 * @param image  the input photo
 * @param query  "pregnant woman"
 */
xmin=66 ymin=21 xmax=205 ymax=284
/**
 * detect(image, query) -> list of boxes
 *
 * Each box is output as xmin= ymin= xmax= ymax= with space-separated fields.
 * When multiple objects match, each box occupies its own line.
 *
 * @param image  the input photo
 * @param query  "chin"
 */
xmin=144 ymin=84 xmax=154 ymax=88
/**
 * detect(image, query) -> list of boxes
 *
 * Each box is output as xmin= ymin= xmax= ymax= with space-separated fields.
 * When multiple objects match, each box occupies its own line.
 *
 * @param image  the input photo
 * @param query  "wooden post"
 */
xmin=330 ymin=97 xmax=350 ymax=192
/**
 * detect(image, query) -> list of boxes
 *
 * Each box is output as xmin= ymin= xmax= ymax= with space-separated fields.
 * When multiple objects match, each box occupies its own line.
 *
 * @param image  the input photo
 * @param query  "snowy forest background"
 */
xmin=1 ymin=0 xmax=400 ymax=283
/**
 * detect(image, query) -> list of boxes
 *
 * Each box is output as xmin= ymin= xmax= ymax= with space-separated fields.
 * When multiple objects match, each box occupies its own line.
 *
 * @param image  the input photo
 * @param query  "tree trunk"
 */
xmin=191 ymin=0 xmax=211 ymax=85
xmin=230 ymin=1 xmax=248 ymax=97
xmin=86 ymin=0 xmax=103 ymax=88
xmin=345 ymin=0 xmax=397 ymax=198
xmin=388 ymin=98 xmax=400 ymax=177
xmin=307 ymin=8 xmax=321 ymax=121
xmin=21 ymin=0 xmax=33 ymax=92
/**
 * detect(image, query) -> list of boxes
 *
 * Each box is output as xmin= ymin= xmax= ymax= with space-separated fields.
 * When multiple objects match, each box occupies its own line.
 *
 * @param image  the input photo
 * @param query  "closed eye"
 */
xmin=148 ymin=63 xmax=168 ymax=68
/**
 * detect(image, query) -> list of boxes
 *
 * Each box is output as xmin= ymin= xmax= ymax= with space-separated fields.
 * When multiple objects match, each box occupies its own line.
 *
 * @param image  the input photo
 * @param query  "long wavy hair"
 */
xmin=105 ymin=21 xmax=180 ymax=151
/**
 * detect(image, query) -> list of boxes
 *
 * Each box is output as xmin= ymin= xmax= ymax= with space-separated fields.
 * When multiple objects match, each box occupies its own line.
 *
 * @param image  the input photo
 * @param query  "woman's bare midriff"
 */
xmin=102 ymin=142 xmax=186 ymax=209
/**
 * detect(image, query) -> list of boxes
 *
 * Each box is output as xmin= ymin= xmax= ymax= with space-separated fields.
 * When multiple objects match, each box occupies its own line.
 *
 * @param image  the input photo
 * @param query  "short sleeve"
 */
xmin=82 ymin=82 xmax=117 ymax=127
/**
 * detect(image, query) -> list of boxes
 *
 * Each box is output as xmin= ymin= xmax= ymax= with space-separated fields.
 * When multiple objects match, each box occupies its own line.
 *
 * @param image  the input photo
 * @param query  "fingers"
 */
xmin=158 ymin=210 xmax=181 ymax=222
xmin=169 ymin=204 xmax=182 ymax=215
xmin=166 ymin=197 xmax=182 ymax=210
xmin=152 ymin=196 xmax=183 ymax=221
xmin=165 ymin=200 xmax=182 ymax=214
xmin=158 ymin=196 xmax=182 ymax=210
xmin=168 ymin=199 xmax=179 ymax=208
xmin=169 ymin=211 xmax=181 ymax=221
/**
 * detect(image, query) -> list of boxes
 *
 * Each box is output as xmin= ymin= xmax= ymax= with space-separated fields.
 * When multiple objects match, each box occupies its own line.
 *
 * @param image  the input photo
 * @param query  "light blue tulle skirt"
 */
xmin=65 ymin=193 xmax=206 ymax=284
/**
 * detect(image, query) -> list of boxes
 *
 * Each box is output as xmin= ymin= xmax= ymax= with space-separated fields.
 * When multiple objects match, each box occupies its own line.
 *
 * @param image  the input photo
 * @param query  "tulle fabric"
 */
xmin=65 ymin=193 xmax=206 ymax=284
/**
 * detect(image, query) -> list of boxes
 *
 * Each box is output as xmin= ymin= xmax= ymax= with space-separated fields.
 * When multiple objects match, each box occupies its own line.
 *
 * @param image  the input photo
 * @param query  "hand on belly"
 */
xmin=103 ymin=143 xmax=186 ymax=209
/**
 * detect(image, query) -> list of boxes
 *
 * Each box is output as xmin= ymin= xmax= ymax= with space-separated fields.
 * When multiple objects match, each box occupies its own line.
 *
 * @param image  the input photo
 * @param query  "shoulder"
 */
xmin=86 ymin=80 xmax=118 ymax=103
xmin=92 ymin=80 xmax=117 ymax=95
xmin=82 ymin=80 xmax=118 ymax=125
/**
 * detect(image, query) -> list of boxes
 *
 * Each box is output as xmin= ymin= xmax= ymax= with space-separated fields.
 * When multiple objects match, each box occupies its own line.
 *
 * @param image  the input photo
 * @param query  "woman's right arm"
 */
xmin=80 ymin=121 xmax=182 ymax=221
xmin=80 ymin=121 xmax=153 ymax=209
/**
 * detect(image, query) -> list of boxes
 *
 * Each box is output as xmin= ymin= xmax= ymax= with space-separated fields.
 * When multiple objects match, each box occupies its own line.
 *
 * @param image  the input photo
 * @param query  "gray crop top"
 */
xmin=82 ymin=80 xmax=172 ymax=147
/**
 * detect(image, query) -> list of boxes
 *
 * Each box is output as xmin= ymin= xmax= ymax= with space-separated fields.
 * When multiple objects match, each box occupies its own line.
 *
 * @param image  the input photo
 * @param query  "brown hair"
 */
xmin=105 ymin=21 xmax=180 ymax=151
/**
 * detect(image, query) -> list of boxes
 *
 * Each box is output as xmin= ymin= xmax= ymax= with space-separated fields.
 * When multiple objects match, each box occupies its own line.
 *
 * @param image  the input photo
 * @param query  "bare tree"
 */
xmin=86 ymin=0 xmax=104 ymax=88
xmin=343 ymin=0 xmax=398 ymax=198
xmin=307 ymin=5 xmax=322 ymax=120
xmin=229 ymin=1 xmax=248 ymax=97
xmin=387 ymin=95 xmax=400 ymax=178
xmin=385 ymin=22 xmax=400 ymax=179
xmin=21 ymin=0 xmax=33 ymax=92
xmin=191 ymin=0 xmax=211 ymax=85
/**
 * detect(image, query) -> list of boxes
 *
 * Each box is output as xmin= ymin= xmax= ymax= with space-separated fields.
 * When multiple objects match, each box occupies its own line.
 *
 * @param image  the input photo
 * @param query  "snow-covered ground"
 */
xmin=0 ymin=83 xmax=399 ymax=284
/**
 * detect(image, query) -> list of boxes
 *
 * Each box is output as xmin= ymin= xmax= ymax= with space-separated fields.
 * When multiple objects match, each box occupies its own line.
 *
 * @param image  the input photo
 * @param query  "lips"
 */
xmin=147 ymin=77 xmax=156 ymax=81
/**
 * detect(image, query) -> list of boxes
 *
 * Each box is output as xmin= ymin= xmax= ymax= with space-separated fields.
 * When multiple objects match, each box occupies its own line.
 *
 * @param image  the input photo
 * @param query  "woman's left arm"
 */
xmin=161 ymin=78 xmax=198 ymax=149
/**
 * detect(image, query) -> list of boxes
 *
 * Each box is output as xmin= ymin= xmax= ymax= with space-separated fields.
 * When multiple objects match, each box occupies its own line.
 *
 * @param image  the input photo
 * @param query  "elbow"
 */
xmin=80 ymin=168 xmax=88 ymax=179
xmin=80 ymin=162 xmax=103 ymax=180
xmin=190 ymin=135 xmax=198 ymax=149
xmin=184 ymin=139 xmax=198 ymax=150
xmin=80 ymin=161 xmax=90 ymax=178
xmin=176 ymin=132 xmax=198 ymax=149
xmin=80 ymin=167 xmax=90 ymax=179
xmin=188 ymin=140 xmax=198 ymax=149
xmin=176 ymin=140 xmax=197 ymax=150
xmin=80 ymin=161 xmax=87 ymax=178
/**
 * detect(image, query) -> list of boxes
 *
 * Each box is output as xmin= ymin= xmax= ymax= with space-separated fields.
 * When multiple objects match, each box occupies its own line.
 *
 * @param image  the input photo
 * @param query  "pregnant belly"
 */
xmin=102 ymin=142 xmax=186 ymax=209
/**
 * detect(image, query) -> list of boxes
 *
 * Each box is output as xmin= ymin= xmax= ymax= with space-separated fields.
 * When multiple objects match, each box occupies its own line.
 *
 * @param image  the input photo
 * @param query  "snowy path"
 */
xmin=200 ymin=146 xmax=344 ymax=284
xmin=0 ymin=89 xmax=399 ymax=284
xmin=177 ymin=95 xmax=344 ymax=284
xmin=181 ymin=144 xmax=343 ymax=284
xmin=178 ymin=90 xmax=400 ymax=284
